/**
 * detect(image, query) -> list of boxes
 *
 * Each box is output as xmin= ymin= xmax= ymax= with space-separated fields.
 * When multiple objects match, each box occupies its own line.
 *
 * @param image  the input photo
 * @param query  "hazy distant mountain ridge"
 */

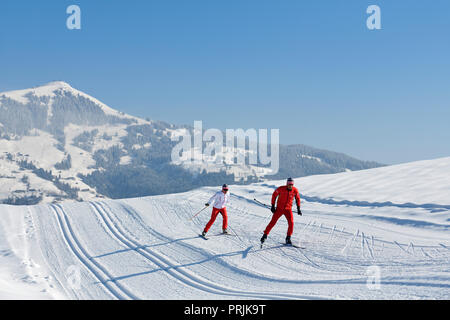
xmin=271 ymin=144 xmax=382 ymax=179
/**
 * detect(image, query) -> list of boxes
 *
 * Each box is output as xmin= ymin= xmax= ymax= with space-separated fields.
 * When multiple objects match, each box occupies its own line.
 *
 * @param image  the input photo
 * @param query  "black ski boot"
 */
xmin=286 ymin=235 xmax=292 ymax=245
xmin=260 ymin=234 xmax=267 ymax=246
xmin=202 ymin=231 xmax=207 ymax=237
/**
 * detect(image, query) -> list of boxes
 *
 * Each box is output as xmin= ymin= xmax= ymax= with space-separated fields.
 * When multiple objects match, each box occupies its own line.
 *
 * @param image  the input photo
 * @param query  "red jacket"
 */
xmin=271 ymin=186 xmax=301 ymax=210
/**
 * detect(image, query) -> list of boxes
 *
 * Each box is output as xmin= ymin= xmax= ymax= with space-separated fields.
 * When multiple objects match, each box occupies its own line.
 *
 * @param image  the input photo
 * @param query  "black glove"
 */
xmin=271 ymin=204 xmax=276 ymax=213
xmin=205 ymin=203 xmax=210 ymax=207
xmin=297 ymin=206 xmax=302 ymax=216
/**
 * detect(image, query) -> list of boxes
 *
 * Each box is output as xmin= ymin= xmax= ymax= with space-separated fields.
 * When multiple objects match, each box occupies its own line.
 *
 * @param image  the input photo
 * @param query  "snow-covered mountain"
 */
xmin=0 ymin=81 xmax=146 ymax=204
xmin=0 ymin=157 xmax=448 ymax=299
xmin=1 ymin=81 xmax=138 ymax=121
xmin=0 ymin=82 xmax=383 ymax=205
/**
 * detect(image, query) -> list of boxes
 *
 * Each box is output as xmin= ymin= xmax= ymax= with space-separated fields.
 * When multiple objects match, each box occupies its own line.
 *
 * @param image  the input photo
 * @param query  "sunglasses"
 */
xmin=222 ymin=188 xmax=229 ymax=191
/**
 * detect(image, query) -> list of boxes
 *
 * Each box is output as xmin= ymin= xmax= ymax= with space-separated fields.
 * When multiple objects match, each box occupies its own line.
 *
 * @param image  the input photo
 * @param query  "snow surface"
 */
xmin=0 ymin=157 xmax=449 ymax=299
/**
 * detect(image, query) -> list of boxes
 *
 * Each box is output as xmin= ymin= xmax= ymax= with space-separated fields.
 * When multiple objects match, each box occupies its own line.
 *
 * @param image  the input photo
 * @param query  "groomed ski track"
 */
xmin=18 ymin=186 xmax=449 ymax=300
xmin=2 ymin=158 xmax=450 ymax=299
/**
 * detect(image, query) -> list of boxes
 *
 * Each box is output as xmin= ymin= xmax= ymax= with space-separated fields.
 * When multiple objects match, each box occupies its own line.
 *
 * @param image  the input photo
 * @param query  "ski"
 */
xmin=280 ymin=242 xmax=305 ymax=249
xmin=199 ymin=233 xmax=235 ymax=240
xmin=214 ymin=232 xmax=236 ymax=237
xmin=259 ymin=241 xmax=272 ymax=249
xmin=259 ymin=243 xmax=288 ymax=250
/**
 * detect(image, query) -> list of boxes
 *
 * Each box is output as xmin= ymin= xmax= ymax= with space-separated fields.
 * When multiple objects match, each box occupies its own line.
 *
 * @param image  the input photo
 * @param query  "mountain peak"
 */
xmin=41 ymin=81 xmax=73 ymax=90
xmin=1 ymin=81 xmax=146 ymax=123
xmin=1 ymin=81 xmax=75 ymax=104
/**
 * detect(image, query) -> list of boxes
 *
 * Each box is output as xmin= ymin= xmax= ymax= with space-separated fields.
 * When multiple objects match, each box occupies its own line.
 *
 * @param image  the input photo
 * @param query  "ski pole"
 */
xmin=253 ymin=198 xmax=271 ymax=209
xmin=253 ymin=198 xmax=276 ymax=232
xmin=188 ymin=205 xmax=208 ymax=221
xmin=254 ymin=198 xmax=301 ymax=215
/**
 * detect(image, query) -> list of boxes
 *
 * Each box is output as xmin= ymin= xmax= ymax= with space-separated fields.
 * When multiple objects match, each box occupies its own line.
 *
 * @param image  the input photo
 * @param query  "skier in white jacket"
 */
xmin=202 ymin=184 xmax=230 ymax=236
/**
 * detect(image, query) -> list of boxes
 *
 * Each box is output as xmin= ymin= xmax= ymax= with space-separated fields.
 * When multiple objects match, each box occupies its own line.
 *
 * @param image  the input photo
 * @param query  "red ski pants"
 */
xmin=204 ymin=207 xmax=228 ymax=232
xmin=264 ymin=208 xmax=294 ymax=236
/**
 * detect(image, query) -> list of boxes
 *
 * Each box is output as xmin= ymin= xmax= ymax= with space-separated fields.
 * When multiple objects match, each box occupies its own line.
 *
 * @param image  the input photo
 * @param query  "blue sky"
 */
xmin=1 ymin=0 xmax=449 ymax=164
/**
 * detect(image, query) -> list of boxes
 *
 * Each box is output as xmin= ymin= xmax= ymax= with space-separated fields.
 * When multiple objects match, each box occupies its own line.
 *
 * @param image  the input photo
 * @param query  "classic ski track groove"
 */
xmin=50 ymin=189 xmax=445 ymax=299
xmin=50 ymin=204 xmax=137 ymax=300
xmin=90 ymin=201 xmax=327 ymax=300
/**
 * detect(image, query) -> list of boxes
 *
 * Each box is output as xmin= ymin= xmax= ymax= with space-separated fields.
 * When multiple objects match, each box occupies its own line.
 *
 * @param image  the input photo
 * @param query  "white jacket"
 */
xmin=207 ymin=191 xmax=230 ymax=209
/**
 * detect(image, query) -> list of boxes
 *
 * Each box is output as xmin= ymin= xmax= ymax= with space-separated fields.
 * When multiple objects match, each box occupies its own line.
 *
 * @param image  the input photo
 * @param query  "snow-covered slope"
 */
xmin=296 ymin=157 xmax=450 ymax=205
xmin=0 ymin=157 xmax=448 ymax=299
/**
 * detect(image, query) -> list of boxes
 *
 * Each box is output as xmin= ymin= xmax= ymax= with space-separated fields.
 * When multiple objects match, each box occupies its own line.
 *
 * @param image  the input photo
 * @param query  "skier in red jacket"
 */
xmin=261 ymin=178 xmax=301 ymax=245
